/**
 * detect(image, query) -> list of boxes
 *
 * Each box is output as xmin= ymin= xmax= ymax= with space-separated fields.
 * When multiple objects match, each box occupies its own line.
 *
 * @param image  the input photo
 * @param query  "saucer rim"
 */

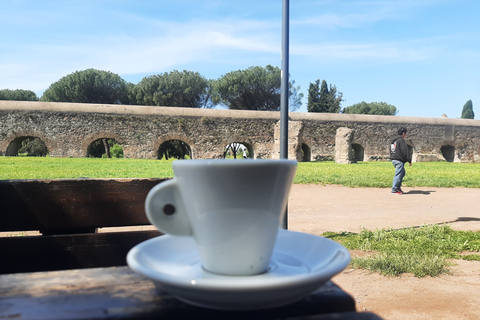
xmin=127 ymin=229 xmax=350 ymax=291
xmin=127 ymin=229 xmax=351 ymax=310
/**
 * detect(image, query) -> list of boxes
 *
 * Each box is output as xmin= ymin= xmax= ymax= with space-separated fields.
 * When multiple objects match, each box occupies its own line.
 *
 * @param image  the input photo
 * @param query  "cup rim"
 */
xmin=172 ymin=159 xmax=297 ymax=167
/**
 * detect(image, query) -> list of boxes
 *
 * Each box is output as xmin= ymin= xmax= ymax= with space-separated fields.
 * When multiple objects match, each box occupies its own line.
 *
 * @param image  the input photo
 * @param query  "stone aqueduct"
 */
xmin=1 ymin=100 xmax=480 ymax=163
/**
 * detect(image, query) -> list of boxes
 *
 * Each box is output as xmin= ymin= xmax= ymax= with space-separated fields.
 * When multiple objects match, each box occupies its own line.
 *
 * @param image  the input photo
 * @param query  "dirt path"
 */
xmin=287 ymin=184 xmax=480 ymax=320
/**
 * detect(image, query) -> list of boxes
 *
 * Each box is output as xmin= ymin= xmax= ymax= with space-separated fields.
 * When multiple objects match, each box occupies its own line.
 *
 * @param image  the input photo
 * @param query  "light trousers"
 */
xmin=391 ymin=160 xmax=405 ymax=192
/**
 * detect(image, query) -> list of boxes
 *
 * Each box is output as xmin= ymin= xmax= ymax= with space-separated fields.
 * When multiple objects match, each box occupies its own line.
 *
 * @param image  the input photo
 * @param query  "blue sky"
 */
xmin=1 ymin=0 xmax=479 ymax=118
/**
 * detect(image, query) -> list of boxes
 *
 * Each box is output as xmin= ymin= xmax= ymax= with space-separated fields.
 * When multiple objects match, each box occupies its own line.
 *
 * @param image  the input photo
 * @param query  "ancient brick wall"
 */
xmin=1 ymin=101 xmax=480 ymax=162
xmin=291 ymin=112 xmax=480 ymax=162
xmin=0 ymin=101 xmax=278 ymax=159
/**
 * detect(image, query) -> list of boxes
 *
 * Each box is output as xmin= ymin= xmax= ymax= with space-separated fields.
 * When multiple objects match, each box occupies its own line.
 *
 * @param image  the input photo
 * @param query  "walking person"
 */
xmin=390 ymin=127 xmax=412 ymax=195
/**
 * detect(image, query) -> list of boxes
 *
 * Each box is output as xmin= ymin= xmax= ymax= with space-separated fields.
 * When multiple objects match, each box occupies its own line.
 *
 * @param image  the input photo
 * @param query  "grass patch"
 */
xmin=295 ymin=161 xmax=480 ymax=188
xmin=2 ymin=158 xmax=480 ymax=188
xmin=323 ymin=225 xmax=480 ymax=277
xmin=461 ymin=254 xmax=480 ymax=261
xmin=0 ymin=157 xmax=174 ymax=179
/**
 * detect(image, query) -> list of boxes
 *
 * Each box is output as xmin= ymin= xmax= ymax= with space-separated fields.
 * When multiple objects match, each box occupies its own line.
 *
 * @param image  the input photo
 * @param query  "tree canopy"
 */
xmin=288 ymin=80 xmax=303 ymax=112
xmin=17 ymin=137 xmax=48 ymax=156
xmin=130 ymin=70 xmax=213 ymax=108
xmin=461 ymin=100 xmax=474 ymax=119
xmin=342 ymin=101 xmax=398 ymax=115
xmin=40 ymin=69 xmax=130 ymax=104
xmin=0 ymin=89 xmax=38 ymax=101
xmin=158 ymin=140 xmax=191 ymax=160
xmin=307 ymin=80 xmax=342 ymax=113
xmin=212 ymin=65 xmax=302 ymax=111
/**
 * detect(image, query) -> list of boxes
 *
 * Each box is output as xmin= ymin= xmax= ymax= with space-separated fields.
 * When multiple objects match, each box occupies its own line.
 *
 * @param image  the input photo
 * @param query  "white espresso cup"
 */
xmin=145 ymin=159 xmax=297 ymax=276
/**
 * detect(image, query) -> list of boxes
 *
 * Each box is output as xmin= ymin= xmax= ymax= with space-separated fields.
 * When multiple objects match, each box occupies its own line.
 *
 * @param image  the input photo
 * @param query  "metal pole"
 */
xmin=280 ymin=0 xmax=289 ymax=229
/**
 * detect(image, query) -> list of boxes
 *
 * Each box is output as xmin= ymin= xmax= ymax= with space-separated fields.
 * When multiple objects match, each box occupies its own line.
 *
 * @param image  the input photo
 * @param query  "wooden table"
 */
xmin=0 ymin=266 xmax=383 ymax=320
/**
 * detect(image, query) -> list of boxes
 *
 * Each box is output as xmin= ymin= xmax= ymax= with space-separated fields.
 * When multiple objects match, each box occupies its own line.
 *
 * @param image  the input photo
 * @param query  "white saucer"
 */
xmin=127 ymin=229 xmax=350 ymax=310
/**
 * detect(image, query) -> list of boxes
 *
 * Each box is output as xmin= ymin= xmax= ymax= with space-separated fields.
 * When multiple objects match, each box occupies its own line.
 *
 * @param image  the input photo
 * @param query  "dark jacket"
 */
xmin=390 ymin=137 xmax=411 ymax=163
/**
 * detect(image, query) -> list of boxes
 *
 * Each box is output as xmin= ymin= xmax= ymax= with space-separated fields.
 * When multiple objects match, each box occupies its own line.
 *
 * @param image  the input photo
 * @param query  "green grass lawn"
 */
xmin=0 ymin=157 xmax=175 ymax=180
xmin=294 ymin=161 xmax=480 ymax=188
xmin=2 ymin=157 xmax=480 ymax=188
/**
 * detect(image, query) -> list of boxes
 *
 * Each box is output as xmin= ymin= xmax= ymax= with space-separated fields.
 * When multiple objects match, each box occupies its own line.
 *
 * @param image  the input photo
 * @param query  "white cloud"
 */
xmin=0 ymin=18 xmax=281 ymax=93
xmin=292 ymin=0 xmax=449 ymax=29
xmin=293 ymin=12 xmax=389 ymax=29
xmin=292 ymin=41 xmax=436 ymax=63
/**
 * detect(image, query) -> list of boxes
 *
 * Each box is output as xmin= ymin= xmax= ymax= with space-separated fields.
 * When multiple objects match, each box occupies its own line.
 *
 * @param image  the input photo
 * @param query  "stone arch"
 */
xmin=81 ymin=132 xmax=124 ymax=157
xmin=223 ymin=138 xmax=254 ymax=159
xmin=351 ymin=143 xmax=364 ymax=162
xmin=4 ymin=130 xmax=53 ymax=156
xmin=154 ymin=135 xmax=195 ymax=160
xmin=300 ymin=136 xmax=320 ymax=162
xmin=440 ymin=145 xmax=455 ymax=162
xmin=299 ymin=143 xmax=311 ymax=162
xmin=88 ymin=139 xmax=124 ymax=158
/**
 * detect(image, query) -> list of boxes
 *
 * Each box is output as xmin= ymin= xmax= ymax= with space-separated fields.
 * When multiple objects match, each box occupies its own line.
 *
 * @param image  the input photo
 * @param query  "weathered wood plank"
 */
xmin=0 ymin=266 xmax=363 ymax=320
xmin=0 ymin=230 xmax=162 ymax=274
xmin=0 ymin=178 xmax=166 ymax=232
xmin=0 ymin=178 xmax=168 ymax=274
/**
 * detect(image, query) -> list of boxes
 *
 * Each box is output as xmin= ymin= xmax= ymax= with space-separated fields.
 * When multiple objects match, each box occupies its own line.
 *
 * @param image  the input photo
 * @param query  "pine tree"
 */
xmin=307 ymin=79 xmax=342 ymax=113
xmin=307 ymin=80 xmax=321 ymax=112
xmin=461 ymin=100 xmax=474 ymax=119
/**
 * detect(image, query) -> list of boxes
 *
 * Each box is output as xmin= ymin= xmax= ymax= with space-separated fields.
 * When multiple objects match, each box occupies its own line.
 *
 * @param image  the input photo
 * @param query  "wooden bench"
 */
xmin=0 ymin=178 xmax=383 ymax=319
xmin=0 ymin=178 xmax=166 ymax=274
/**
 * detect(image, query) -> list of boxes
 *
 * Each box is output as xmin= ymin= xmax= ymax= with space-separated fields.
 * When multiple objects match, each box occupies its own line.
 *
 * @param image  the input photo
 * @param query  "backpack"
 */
xmin=390 ymin=138 xmax=399 ymax=158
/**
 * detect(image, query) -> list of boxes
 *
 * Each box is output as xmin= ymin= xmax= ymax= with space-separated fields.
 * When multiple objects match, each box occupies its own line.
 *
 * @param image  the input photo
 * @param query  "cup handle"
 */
xmin=145 ymin=179 xmax=193 ymax=236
